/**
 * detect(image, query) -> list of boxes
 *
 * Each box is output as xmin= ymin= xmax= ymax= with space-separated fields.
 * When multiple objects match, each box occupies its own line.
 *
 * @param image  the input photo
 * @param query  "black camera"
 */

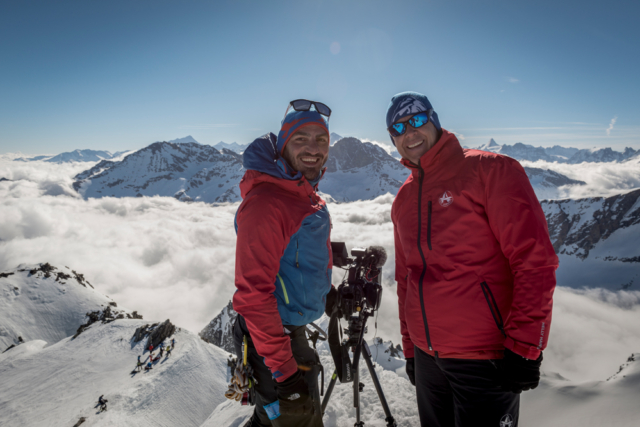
xmin=331 ymin=242 xmax=386 ymax=321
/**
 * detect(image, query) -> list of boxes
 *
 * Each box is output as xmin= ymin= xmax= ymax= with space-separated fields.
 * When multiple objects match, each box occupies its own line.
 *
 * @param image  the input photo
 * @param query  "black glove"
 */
xmin=405 ymin=357 xmax=416 ymax=386
xmin=497 ymin=349 xmax=543 ymax=394
xmin=325 ymin=286 xmax=338 ymax=316
xmin=276 ymin=370 xmax=314 ymax=416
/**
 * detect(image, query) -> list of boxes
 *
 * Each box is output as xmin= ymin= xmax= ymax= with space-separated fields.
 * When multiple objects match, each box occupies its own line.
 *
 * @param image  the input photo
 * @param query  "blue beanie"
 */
xmin=276 ymin=110 xmax=329 ymax=155
xmin=386 ymin=91 xmax=441 ymax=145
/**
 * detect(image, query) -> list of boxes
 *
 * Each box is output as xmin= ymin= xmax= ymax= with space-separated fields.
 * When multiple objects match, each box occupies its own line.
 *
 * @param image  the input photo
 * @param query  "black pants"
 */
xmin=233 ymin=315 xmax=323 ymax=427
xmin=415 ymin=346 xmax=519 ymax=427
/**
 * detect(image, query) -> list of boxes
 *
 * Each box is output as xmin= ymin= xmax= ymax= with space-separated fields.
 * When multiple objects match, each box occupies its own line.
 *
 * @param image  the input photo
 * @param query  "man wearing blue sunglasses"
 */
xmin=232 ymin=99 xmax=333 ymax=427
xmin=388 ymin=91 xmax=558 ymax=427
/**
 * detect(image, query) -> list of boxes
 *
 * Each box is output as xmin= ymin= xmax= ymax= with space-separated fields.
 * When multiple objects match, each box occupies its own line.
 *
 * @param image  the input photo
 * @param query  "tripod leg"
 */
xmin=321 ymin=370 xmax=339 ymax=414
xmin=362 ymin=342 xmax=397 ymax=427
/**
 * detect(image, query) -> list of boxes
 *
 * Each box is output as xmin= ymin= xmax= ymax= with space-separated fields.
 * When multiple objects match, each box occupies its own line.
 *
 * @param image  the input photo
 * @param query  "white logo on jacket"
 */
xmin=500 ymin=414 xmax=514 ymax=427
xmin=439 ymin=191 xmax=453 ymax=207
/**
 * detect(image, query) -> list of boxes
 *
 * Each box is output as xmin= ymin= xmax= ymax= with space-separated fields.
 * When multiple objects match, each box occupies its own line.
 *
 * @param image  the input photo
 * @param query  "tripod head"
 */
xmin=331 ymin=243 xmax=386 ymax=322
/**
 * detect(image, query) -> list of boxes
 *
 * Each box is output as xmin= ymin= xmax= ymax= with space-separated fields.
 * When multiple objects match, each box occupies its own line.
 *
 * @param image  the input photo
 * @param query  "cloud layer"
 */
xmin=520 ymin=157 xmax=640 ymax=199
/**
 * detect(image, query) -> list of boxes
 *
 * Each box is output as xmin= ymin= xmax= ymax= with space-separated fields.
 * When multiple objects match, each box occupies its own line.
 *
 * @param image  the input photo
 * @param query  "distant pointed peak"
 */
xmin=488 ymin=138 xmax=498 ymax=147
xmin=168 ymin=136 xmax=199 ymax=144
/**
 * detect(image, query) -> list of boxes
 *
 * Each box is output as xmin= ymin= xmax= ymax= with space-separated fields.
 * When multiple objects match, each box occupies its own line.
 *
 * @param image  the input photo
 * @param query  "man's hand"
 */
xmin=497 ymin=349 xmax=543 ymax=394
xmin=405 ymin=357 xmax=416 ymax=386
xmin=277 ymin=370 xmax=314 ymax=415
xmin=325 ymin=286 xmax=338 ymax=316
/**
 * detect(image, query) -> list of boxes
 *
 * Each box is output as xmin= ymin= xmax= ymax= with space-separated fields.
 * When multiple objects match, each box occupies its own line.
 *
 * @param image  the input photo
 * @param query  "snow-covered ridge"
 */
xmin=0 ymin=263 xmax=138 ymax=351
xmin=14 ymin=149 xmax=132 ymax=163
xmin=213 ymin=141 xmax=249 ymax=154
xmin=477 ymin=139 xmax=640 ymax=163
xmin=72 ymin=141 xmax=245 ymax=203
xmin=542 ymin=188 xmax=640 ymax=290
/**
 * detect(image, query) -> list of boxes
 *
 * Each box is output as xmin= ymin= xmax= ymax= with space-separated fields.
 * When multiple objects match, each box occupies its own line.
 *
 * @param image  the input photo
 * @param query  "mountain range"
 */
xmin=476 ymin=139 xmax=640 ymax=163
xmin=70 ymin=136 xmax=586 ymax=203
xmin=14 ymin=149 xmax=132 ymax=163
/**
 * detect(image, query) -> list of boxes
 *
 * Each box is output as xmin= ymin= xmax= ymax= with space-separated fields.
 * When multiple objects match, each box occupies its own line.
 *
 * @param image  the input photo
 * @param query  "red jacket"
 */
xmin=392 ymin=130 xmax=558 ymax=360
xmin=233 ymin=134 xmax=332 ymax=382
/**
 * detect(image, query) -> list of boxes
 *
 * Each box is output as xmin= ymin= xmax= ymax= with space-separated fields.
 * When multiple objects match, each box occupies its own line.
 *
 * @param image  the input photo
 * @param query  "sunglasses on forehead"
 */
xmin=283 ymin=99 xmax=332 ymax=121
xmin=387 ymin=110 xmax=433 ymax=137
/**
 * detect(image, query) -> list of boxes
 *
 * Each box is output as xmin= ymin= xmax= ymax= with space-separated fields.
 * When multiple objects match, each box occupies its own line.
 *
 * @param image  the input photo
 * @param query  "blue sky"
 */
xmin=1 ymin=0 xmax=639 ymax=155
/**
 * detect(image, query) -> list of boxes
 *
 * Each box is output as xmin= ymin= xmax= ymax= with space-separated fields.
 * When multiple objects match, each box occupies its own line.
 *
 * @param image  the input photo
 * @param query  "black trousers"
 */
xmin=415 ymin=346 xmax=519 ymax=427
xmin=233 ymin=315 xmax=323 ymax=427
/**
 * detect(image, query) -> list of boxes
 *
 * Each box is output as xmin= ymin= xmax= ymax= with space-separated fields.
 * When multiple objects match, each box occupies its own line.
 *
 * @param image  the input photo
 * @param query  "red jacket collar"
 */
xmin=400 ymin=129 xmax=465 ymax=181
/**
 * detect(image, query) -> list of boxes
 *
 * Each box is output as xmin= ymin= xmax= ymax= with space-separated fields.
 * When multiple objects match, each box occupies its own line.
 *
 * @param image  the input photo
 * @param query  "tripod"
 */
xmin=321 ymin=310 xmax=397 ymax=427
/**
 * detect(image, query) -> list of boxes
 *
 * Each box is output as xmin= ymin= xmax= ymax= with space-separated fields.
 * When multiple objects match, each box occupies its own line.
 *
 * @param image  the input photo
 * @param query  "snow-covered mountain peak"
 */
xmin=73 ymin=141 xmax=244 ymax=203
xmin=213 ymin=141 xmax=249 ymax=154
xmin=199 ymin=300 xmax=236 ymax=353
xmin=487 ymin=138 xmax=498 ymax=147
xmin=330 ymin=132 xmax=343 ymax=145
xmin=169 ymin=135 xmax=199 ymax=144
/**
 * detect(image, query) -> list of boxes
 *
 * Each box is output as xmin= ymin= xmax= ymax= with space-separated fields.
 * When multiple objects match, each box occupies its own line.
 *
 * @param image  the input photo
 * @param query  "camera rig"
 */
xmin=323 ymin=242 xmax=396 ymax=427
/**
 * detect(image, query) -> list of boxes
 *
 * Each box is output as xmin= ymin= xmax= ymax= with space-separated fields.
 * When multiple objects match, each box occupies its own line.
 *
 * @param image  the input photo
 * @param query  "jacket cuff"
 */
xmin=403 ymin=343 xmax=415 ymax=359
xmin=504 ymin=337 xmax=541 ymax=360
xmin=272 ymin=357 xmax=299 ymax=383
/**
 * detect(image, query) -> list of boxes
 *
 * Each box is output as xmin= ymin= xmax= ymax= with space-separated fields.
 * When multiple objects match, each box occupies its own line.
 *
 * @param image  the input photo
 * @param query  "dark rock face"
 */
xmin=132 ymin=320 xmax=176 ymax=351
xmin=324 ymin=138 xmax=403 ymax=173
xmin=132 ymin=323 xmax=158 ymax=344
xmin=387 ymin=343 xmax=404 ymax=359
xmin=0 ymin=272 xmax=14 ymax=278
xmin=147 ymin=320 xmax=176 ymax=350
xmin=542 ymin=188 xmax=640 ymax=259
xmin=199 ymin=301 xmax=237 ymax=353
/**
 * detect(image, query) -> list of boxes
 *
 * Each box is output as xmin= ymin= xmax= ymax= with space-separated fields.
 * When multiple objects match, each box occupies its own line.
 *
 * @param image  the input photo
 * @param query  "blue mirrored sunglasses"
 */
xmin=388 ymin=110 xmax=432 ymax=137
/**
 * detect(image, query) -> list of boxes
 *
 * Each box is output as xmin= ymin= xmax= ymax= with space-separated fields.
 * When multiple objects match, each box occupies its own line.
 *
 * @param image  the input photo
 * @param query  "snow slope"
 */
xmin=0 ymin=263 xmax=137 ymax=351
xmin=0 ymin=264 xmax=231 ymax=427
xmin=0 ymin=320 xmax=230 ymax=427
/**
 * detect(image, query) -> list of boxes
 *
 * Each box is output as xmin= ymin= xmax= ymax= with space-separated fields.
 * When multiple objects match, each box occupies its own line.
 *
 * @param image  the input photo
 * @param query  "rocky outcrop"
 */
xmin=542 ymin=188 xmax=640 ymax=259
xmin=147 ymin=320 xmax=176 ymax=350
xmin=608 ymin=353 xmax=639 ymax=381
xmin=199 ymin=301 xmax=236 ymax=353
xmin=131 ymin=320 xmax=176 ymax=351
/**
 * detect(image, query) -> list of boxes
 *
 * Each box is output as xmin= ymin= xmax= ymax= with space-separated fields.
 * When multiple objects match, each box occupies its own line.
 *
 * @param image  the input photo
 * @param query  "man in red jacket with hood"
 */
xmin=387 ymin=91 xmax=558 ymax=427
xmin=233 ymin=99 xmax=333 ymax=427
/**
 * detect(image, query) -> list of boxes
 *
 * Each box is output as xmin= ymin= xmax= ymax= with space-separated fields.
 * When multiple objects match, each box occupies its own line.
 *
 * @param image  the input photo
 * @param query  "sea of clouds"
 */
xmin=1 ymin=157 xmax=639 ymax=384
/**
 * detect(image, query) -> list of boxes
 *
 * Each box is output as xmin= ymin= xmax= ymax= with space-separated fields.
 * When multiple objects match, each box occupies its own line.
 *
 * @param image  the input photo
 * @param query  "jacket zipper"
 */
xmin=296 ymin=240 xmax=300 ymax=268
xmin=277 ymin=273 xmax=290 ymax=304
xmin=480 ymin=281 xmax=507 ymax=337
xmin=417 ymin=167 xmax=434 ymax=351
xmin=427 ymin=201 xmax=432 ymax=250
